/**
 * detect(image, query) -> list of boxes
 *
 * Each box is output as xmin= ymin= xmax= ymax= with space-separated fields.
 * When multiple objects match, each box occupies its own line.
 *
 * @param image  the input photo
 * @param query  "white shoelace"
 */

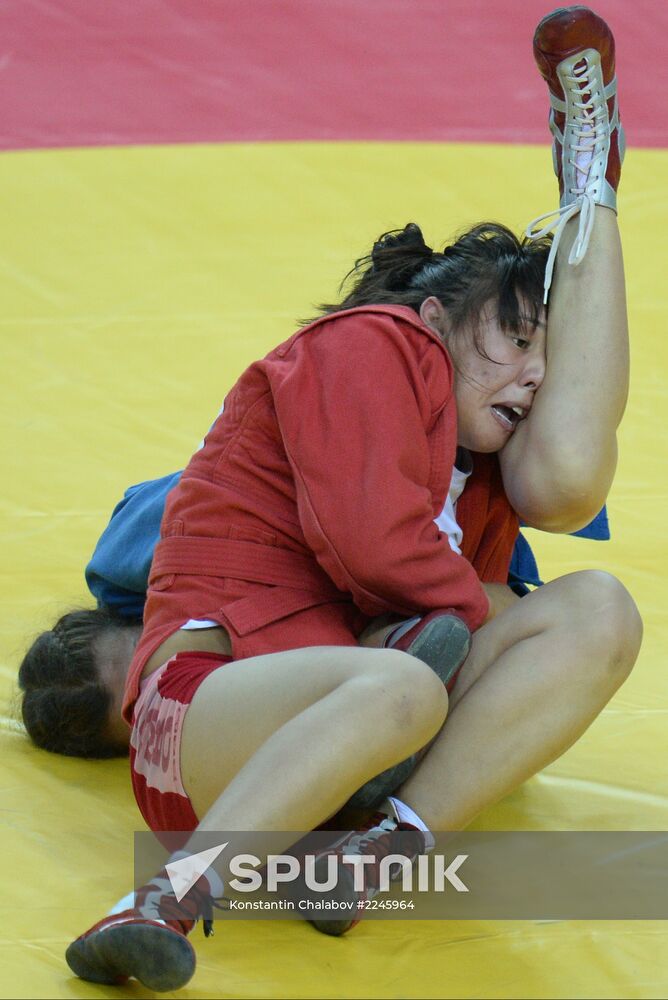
xmin=527 ymin=58 xmax=612 ymax=302
xmin=342 ymin=816 xmax=398 ymax=855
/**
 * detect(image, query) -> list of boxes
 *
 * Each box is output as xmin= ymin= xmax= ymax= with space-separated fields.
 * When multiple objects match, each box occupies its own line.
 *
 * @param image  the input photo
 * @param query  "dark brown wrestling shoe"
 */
xmin=527 ymin=6 xmax=625 ymax=298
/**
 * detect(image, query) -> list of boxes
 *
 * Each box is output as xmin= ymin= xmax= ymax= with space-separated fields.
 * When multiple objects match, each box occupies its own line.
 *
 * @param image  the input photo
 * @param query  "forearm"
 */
xmin=502 ymin=208 xmax=628 ymax=531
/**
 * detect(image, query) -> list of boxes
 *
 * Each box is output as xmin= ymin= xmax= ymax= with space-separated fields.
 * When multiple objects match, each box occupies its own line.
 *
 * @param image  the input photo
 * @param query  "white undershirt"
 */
xmin=434 ymin=448 xmax=473 ymax=555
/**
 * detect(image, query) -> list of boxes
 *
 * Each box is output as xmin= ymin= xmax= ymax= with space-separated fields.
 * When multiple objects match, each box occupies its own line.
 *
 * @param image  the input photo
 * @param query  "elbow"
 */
xmin=521 ymin=504 xmax=603 ymax=534
xmin=509 ymin=470 xmax=613 ymax=534
xmin=516 ymin=485 xmax=609 ymax=534
xmin=505 ymin=444 xmax=617 ymax=534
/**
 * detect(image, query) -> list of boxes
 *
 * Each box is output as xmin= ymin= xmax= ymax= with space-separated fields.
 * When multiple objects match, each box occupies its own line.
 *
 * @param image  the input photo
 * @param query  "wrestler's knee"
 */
xmin=565 ymin=570 xmax=643 ymax=686
xmin=359 ymin=648 xmax=449 ymax=745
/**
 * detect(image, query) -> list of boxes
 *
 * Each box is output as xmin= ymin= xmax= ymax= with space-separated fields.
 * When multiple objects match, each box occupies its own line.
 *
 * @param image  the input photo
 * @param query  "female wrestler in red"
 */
xmin=65 ymin=7 xmax=641 ymax=991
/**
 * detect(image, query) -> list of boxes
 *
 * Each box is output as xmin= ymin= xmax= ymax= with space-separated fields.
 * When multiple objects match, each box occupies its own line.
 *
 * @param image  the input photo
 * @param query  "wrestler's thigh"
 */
xmin=449 ymin=570 xmax=630 ymax=709
xmin=180 ymin=644 xmax=399 ymax=813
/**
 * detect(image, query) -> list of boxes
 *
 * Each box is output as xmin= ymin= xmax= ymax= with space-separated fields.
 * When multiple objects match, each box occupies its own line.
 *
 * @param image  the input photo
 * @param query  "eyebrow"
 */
xmin=518 ymin=315 xmax=547 ymax=330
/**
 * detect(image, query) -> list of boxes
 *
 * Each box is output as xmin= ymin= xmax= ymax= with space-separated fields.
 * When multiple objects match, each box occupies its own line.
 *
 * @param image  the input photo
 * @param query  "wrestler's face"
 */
xmin=420 ymin=296 xmax=547 ymax=453
xmin=94 ymin=624 xmax=141 ymax=750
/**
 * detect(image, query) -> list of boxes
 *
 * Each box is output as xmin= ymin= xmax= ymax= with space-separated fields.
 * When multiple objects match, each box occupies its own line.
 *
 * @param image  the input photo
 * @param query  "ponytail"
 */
xmin=317 ymin=222 xmax=436 ymax=315
xmin=314 ymin=221 xmax=552 ymax=343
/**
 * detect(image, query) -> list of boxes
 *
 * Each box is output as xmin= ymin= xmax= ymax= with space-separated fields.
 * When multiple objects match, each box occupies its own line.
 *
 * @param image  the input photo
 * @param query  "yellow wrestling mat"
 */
xmin=2 ymin=140 xmax=668 ymax=998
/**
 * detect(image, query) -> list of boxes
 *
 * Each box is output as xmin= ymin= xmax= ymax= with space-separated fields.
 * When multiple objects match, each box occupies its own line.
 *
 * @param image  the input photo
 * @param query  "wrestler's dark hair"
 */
xmin=18 ymin=607 xmax=136 ymax=759
xmin=316 ymin=222 xmax=552 ymax=356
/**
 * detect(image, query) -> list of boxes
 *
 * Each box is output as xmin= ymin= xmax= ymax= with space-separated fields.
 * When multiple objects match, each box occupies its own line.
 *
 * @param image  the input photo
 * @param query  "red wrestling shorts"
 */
xmin=129 ymin=651 xmax=232 ymax=832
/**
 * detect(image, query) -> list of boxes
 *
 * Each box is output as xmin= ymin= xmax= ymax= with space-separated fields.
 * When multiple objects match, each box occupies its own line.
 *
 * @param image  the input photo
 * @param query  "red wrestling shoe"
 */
xmin=65 ymin=874 xmax=216 ymax=991
xmin=535 ymin=6 xmax=623 ymax=208
xmin=347 ymin=611 xmax=470 ymax=809
xmin=385 ymin=609 xmax=470 ymax=694
xmin=527 ymin=6 xmax=625 ymax=298
xmin=307 ymin=808 xmax=428 ymax=937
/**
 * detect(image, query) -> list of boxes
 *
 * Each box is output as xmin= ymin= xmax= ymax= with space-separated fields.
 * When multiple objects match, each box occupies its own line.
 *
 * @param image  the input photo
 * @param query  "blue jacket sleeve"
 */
xmin=85 ymin=472 xmax=182 ymax=617
xmin=509 ymin=505 xmax=610 ymax=595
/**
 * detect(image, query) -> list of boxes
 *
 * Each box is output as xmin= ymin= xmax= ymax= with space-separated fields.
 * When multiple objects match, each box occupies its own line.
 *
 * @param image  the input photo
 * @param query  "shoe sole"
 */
xmin=307 ymin=859 xmax=357 ymax=937
xmin=66 ymin=922 xmax=196 ymax=992
xmin=347 ymin=615 xmax=470 ymax=809
xmin=535 ymin=6 xmax=590 ymax=32
xmin=405 ymin=614 xmax=471 ymax=684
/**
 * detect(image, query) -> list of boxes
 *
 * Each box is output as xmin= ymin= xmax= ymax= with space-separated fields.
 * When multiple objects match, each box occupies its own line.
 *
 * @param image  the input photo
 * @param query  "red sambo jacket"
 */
xmin=123 ymin=305 xmax=519 ymax=722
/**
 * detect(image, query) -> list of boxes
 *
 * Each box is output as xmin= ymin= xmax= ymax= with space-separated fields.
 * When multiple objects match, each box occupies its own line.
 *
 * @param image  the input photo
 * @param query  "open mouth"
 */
xmin=490 ymin=404 xmax=527 ymax=431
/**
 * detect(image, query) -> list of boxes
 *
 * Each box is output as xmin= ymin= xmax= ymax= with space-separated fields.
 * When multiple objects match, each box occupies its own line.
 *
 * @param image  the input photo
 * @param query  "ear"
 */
xmin=419 ymin=296 xmax=449 ymax=338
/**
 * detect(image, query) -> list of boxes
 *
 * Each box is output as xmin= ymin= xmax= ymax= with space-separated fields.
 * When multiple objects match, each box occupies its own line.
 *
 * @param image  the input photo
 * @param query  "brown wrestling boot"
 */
xmin=307 ymin=807 xmax=429 ymax=937
xmin=527 ymin=6 xmax=624 ymax=298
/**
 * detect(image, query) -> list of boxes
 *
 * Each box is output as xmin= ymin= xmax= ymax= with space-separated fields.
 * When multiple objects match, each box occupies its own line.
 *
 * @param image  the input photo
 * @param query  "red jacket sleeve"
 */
xmin=458 ymin=453 xmax=520 ymax=584
xmin=266 ymin=311 xmax=490 ymax=631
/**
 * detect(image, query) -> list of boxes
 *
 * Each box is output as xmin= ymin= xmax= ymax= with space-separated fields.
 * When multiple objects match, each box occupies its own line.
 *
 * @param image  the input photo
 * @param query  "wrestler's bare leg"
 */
xmin=398 ymin=570 xmax=642 ymax=829
xmin=179 ymin=644 xmax=448 ymax=836
xmin=503 ymin=209 xmax=629 ymax=531
xmin=505 ymin=7 xmax=629 ymax=532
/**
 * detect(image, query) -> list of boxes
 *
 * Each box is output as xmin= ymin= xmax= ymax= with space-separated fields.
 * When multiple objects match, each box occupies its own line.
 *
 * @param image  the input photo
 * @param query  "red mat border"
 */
xmin=1 ymin=0 xmax=665 ymax=151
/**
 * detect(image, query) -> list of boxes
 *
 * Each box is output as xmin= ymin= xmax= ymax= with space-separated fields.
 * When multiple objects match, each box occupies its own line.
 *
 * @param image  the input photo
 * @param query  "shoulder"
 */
xmin=287 ymin=304 xmax=444 ymax=348
xmin=252 ymin=306 xmax=455 ymax=421
xmin=276 ymin=305 xmax=452 ymax=383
